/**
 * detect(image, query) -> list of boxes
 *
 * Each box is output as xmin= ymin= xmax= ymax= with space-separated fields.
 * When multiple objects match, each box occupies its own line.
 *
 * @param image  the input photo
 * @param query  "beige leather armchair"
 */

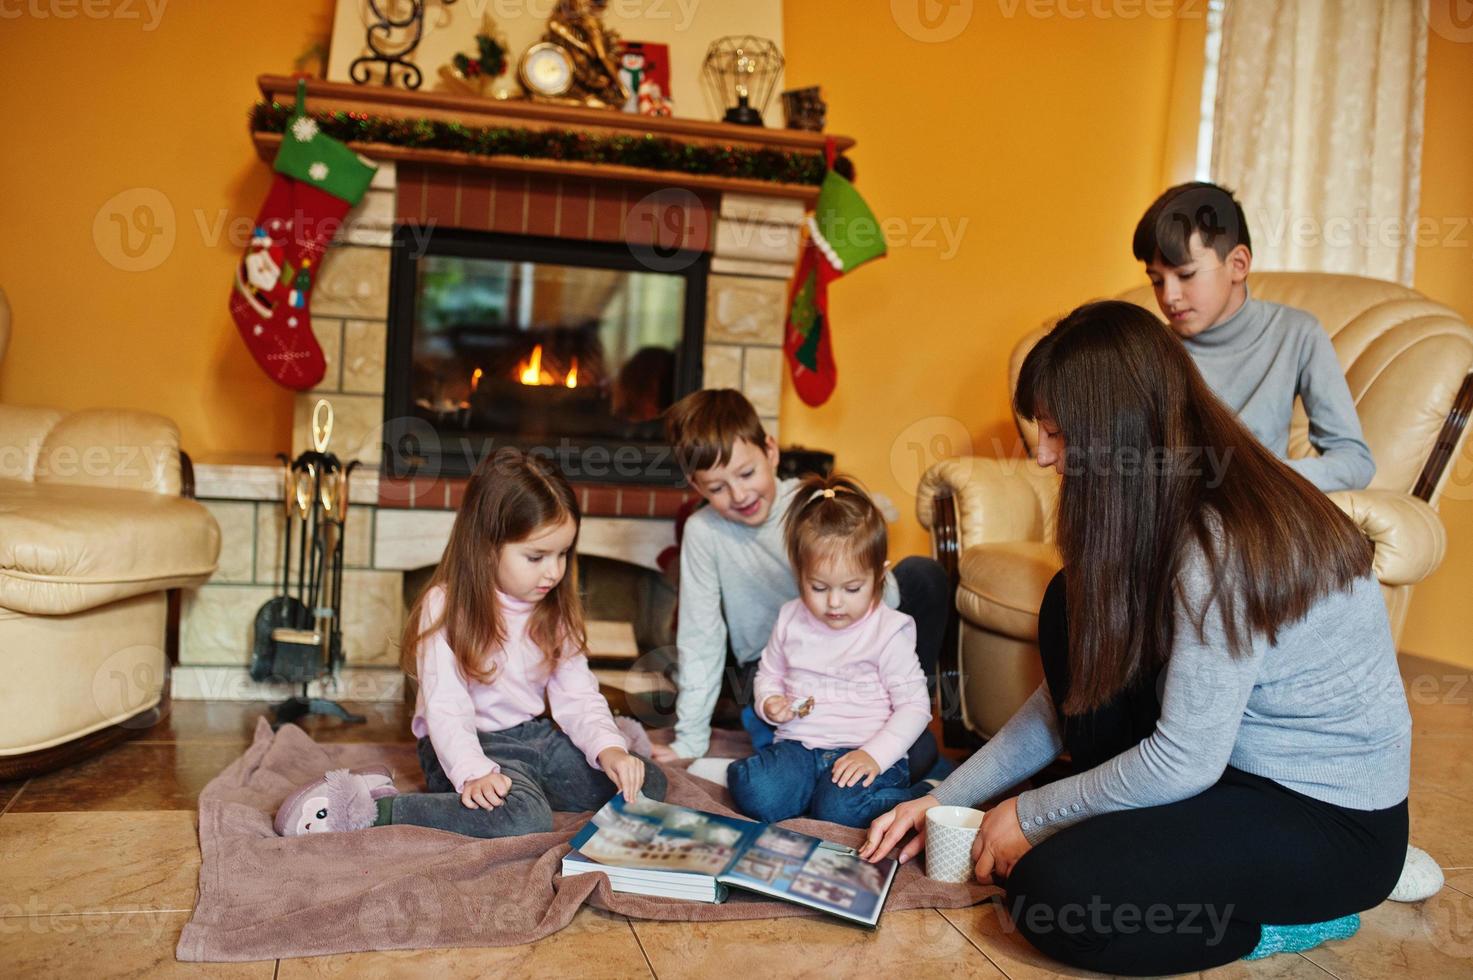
xmin=0 ymin=289 xmax=221 ymax=776
xmin=920 ymin=273 xmax=1473 ymax=742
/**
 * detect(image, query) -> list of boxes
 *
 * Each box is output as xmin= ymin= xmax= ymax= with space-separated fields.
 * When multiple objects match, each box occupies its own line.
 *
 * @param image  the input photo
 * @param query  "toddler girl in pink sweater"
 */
xmin=726 ymin=474 xmax=932 ymax=827
xmin=274 ymin=447 xmax=665 ymax=838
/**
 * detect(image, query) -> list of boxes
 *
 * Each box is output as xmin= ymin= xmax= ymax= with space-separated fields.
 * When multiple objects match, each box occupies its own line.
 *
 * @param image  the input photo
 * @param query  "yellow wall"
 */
xmin=779 ymin=1 xmax=1189 ymax=559
xmin=1402 ymin=30 xmax=1473 ymax=670
xmin=0 ymin=0 xmax=335 ymax=455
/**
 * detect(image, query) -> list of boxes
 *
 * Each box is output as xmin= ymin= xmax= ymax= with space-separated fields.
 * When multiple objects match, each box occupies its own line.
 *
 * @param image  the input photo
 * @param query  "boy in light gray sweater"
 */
xmin=649 ymin=389 xmax=950 ymax=768
xmin=1132 ymin=182 xmax=1375 ymax=492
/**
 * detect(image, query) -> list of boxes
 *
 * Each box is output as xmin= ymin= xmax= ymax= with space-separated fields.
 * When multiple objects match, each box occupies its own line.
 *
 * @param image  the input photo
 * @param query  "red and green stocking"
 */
xmin=230 ymin=82 xmax=377 ymax=390
xmin=783 ymin=141 xmax=887 ymax=407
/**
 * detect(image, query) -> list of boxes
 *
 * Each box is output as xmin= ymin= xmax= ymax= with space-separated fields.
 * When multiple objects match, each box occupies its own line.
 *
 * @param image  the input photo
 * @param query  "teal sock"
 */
xmin=375 ymin=796 xmax=394 ymax=826
xmin=1244 ymin=914 xmax=1360 ymax=960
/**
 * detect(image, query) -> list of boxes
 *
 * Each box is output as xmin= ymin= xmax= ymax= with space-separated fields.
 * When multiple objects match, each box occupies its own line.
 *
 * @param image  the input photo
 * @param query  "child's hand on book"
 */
xmin=598 ymin=746 xmax=646 ymax=803
xmin=831 ymin=749 xmax=881 ymax=788
xmin=650 ymin=744 xmax=686 ymax=764
xmin=461 ymin=771 xmax=513 ymax=810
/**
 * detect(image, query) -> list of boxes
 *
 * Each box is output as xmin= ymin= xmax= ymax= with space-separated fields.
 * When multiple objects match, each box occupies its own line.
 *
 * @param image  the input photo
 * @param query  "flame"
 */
xmin=469 ymin=367 xmax=483 ymax=394
xmin=517 ymin=344 xmax=553 ymax=386
xmin=515 ymin=345 xmax=580 ymax=387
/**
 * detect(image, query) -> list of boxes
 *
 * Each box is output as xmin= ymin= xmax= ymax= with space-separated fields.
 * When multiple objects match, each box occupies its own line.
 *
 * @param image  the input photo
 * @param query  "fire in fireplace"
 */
xmin=385 ymin=227 xmax=708 ymax=485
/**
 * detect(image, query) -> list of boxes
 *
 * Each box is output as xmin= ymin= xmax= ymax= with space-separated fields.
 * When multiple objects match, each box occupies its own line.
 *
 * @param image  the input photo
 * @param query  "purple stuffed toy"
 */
xmin=274 ymin=765 xmax=399 ymax=836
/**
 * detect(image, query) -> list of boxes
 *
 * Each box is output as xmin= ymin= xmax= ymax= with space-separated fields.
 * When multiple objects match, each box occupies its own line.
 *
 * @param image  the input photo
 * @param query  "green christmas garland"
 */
xmin=250 ymin=101 xmax=827 ymax=186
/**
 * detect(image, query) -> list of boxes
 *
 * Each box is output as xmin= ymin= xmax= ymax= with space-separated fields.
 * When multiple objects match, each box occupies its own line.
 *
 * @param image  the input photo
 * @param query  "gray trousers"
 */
xmin=389 ymin=717 xmax=668 ymax=839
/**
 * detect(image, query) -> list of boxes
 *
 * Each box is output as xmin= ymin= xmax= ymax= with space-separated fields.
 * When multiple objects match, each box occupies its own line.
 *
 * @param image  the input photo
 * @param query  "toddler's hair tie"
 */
xmin=807 ymin=486 xmax=846 ymax=505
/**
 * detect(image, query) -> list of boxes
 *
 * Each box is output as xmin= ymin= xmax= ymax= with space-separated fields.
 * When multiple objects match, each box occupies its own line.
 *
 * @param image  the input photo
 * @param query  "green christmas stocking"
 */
xmin=783 ymin=142 xmax=887 ymax=407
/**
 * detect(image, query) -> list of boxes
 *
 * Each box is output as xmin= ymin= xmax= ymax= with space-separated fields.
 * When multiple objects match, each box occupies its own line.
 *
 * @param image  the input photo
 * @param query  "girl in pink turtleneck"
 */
xmin=275 ymin=447 xmax=665 ymax=839
xmin=726 ymin=475 xmax=932 ymax=828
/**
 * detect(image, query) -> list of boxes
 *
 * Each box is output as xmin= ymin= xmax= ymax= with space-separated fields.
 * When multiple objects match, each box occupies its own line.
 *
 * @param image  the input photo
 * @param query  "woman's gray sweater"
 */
xmin=931 ymin=543 xmax=1412 ymax=844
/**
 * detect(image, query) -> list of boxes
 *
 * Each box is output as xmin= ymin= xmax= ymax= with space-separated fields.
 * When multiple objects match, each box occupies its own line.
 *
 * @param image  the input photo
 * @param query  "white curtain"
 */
xmin=1210 ymin=0 xmax=1427 ymax=284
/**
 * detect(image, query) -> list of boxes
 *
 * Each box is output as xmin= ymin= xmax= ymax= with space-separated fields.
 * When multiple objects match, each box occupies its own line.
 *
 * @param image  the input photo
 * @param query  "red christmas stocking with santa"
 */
xmin=783 ymin=141 xmax=887 ymax=407
xmin=230 ymin=82 xmax=377 ymax=389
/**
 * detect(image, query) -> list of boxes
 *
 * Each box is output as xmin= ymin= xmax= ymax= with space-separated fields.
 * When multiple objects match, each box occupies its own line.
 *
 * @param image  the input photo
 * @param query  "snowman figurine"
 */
xmin=618 ymin=51 xmax=646 ymax=114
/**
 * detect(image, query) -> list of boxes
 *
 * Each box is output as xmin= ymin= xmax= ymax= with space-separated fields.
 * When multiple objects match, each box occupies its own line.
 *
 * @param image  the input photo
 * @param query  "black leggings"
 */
xmin=1003 ymin=572 xmax=1408 ymax=976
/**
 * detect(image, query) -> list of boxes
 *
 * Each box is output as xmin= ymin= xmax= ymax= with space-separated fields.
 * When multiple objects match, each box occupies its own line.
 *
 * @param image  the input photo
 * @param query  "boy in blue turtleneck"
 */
xmin=1132 ymin=182 xmax=1375 ymax=493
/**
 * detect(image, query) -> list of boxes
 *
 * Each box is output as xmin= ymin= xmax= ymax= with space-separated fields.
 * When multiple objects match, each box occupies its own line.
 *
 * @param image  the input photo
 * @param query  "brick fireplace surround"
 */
xmin=177 ymin=77 xmax=846 ymax=701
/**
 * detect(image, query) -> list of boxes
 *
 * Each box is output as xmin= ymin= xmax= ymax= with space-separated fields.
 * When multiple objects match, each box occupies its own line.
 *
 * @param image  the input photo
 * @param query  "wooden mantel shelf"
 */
xmin=252 ymin=74 xmax=855 ymax=202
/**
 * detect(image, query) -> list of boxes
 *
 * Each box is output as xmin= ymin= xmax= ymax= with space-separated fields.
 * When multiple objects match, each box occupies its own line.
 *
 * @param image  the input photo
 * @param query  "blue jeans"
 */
xmin=727 ymin=740 xmax=912 ymax=828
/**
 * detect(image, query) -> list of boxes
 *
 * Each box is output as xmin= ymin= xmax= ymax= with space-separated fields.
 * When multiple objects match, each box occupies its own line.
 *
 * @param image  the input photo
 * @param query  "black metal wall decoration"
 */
xmin=349 ymin=0 xmax=459 ymax=90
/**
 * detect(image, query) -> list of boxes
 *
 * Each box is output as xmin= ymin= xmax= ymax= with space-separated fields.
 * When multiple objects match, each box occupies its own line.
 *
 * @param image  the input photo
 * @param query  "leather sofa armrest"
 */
xmin=34 ymin=408 xmax=182 ymax=496
xmin=918 ymin=456 xmax=1057 ymax=554
xmin=1327 ymin=489 xmax=1448 ymax=587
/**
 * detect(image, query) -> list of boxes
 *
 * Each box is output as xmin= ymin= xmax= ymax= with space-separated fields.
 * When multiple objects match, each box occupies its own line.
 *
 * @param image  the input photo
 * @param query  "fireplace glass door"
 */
xmin=387 ymin=228 xmax=707 ymax=484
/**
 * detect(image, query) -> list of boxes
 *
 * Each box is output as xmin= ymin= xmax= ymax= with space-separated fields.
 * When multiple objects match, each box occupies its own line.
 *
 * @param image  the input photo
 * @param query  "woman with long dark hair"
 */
xmin=861 ymin=301 xmax=1410 ymax=975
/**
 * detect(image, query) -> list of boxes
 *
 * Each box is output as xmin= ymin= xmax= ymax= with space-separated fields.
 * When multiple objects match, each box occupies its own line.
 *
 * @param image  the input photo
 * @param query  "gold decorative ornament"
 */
xmin=311 ymin=399 xmax=334 ymax=453
xmin=517 ymin=0 xmax=630 ymax=109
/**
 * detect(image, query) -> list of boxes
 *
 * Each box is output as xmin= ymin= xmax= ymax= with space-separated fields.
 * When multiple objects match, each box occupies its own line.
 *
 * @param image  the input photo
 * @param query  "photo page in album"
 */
xmin=563 ymin=795 xmax=899 ymax=927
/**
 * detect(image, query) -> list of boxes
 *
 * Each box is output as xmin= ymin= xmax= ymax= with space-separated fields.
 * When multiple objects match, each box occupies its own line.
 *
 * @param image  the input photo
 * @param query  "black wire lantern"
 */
xmin=700 ymin=36 xmax=785 ymax=127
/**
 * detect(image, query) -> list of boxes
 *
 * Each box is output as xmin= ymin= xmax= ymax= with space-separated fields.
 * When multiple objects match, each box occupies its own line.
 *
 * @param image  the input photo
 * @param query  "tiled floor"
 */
xmin=2 ymin=654 xmax=1471 ymax=978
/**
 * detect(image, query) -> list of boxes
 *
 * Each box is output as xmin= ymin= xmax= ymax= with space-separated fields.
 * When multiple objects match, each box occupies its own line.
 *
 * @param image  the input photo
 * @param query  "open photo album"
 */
xmin=561 ymin=795 xmax=900 ymax=927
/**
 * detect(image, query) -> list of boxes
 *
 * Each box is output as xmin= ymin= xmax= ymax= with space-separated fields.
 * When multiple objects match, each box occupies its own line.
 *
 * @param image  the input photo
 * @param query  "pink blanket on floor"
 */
xmin=176 ymin=718 xmax=991 ymax=962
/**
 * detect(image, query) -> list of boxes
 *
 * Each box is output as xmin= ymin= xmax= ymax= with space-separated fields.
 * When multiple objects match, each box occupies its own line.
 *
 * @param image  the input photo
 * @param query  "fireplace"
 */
xmin=174 ymin=76 xmax=851 ymax=693
xmin=385 ymin=228 xmax=708 ymax=485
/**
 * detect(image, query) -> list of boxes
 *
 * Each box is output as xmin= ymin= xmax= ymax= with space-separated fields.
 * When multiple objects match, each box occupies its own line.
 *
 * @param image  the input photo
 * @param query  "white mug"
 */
xmin=925 ymin=805 xmax=985 ymax=883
